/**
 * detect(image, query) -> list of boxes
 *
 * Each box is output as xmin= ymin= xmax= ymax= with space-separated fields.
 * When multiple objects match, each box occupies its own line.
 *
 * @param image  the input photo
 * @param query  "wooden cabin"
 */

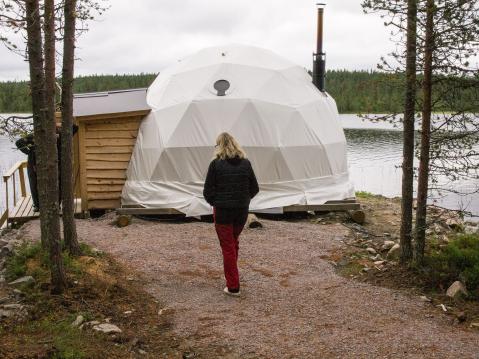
xmin=71 ymin=88 xmax=151 ymax=212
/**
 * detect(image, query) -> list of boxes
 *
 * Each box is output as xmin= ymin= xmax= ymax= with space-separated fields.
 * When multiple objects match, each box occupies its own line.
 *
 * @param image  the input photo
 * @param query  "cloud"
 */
xmin=0 ymin=0 xmax=393 ymax=81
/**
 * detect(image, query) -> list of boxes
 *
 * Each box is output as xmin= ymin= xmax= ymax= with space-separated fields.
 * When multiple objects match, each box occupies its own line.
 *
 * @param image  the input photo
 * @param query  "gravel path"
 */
xmin=20 ymin=217 xmax=479 ymax=358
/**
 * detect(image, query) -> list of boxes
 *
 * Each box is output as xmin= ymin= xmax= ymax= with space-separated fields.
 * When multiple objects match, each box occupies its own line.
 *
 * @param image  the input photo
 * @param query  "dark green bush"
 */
xmin=426 ymin=234 xmax=479 ymax=296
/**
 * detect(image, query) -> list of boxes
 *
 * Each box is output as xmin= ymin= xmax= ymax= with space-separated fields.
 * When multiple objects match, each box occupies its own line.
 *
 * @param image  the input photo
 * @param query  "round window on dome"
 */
xmin=213 ymin=80 xmax=230 ymax=96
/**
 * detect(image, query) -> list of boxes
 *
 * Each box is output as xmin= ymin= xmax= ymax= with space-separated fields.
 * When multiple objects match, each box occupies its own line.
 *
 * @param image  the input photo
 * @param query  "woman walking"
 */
xmin=203 ymin=132 xmax=259 ymax=297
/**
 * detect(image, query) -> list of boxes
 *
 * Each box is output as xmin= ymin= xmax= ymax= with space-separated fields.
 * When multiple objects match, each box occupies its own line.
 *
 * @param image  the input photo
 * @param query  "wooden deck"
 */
xmin=8 ymin=195 xmax=83 ymax=225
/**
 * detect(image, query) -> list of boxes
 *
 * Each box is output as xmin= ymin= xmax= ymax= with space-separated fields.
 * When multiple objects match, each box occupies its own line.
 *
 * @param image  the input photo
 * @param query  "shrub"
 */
xmin=426 ymin=234 xmax=479 ymax=296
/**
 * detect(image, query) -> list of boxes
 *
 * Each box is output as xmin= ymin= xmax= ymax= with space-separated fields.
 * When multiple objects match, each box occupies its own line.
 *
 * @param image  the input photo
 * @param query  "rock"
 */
xmin=0 ymin=243 xmax=13 ymax=256
xmin=9 ymin=276 xmax=35 ymax=286
xmin=456 ymin=311 xmax=466 ymax=322
xmin=386 ymin=244 xmax=401 ymax=260
xmin=13 ymin=289 xmax=24 ymax=298
xmin=371 ymin=254 xmax=382 ymax=261
xmin=464 ymin=225 xmax=478 ymax=235
xmin=0 ymin=309 xmax=13 ymax=319
xmin=82 ymin=320 xmax=100 ymax=329
xmin=71 ymin=315 xmax=84 ymax=327
xmin=433 ymin=223 xmax=445 ymax=234
xmin=381 ymin=240 xmax=395 ymax=251
xmin=91 ymin=248 xmax=104 ymax=256
xmin=419 ymin=295 xmax=432 ymax=302
xmin=366 ymin=247 xmax=377 ymax=255
xmin=123 ymin=310 xmax=132 ymax=315
xmin=374 ymin=260 xmax=386 ymax=266
xmin=446 ymin=218 xmax=463 ymax=231
xmin=438 ymin=304 xmax=448 ymax=312
xmin=93 ymin=323 xmax=122 ymax=334
xmin=446 ymin=281 xmax=468 ymax=299
xmin=139 ymin=349 xmax=147 ymax=355
xmin=0 ymin=297 xmax=9 ymax=305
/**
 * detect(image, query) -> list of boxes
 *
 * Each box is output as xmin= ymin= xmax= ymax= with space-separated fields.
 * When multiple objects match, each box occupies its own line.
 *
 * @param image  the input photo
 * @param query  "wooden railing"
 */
xmin=0 ymin=160 xmax=28 ymax=228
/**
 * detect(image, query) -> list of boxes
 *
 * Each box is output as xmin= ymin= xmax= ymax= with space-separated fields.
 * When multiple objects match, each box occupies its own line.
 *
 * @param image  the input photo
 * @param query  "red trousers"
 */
xmin=215 ymin=223 xmax=244 ymax=290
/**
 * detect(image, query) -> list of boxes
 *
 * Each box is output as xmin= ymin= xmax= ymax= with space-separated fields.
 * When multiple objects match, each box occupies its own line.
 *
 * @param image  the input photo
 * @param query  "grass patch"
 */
xmin=338 ymin=261 xmax=364 ymax=277
xmin=355 ymin=191 xmax=376 ymax=199
xmin=0 ymin=241 xmax=184 ymax=358
xmin=4 ymin=242 xmax=44 ymax=282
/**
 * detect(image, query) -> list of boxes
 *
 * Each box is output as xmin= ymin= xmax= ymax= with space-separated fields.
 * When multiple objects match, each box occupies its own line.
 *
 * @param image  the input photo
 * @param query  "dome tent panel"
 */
xmin=121 ymin=44 xmax=354 ymax=215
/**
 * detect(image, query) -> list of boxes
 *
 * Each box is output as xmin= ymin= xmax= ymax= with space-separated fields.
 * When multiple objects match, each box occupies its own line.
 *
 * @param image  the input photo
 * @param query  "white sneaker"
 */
xmin=223 ymin=287 xmax=240 ymax=297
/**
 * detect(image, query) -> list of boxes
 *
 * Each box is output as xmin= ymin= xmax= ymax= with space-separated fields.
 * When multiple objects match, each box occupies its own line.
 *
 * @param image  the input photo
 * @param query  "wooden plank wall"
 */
xmin=79 ymin=116 xmax=144 ymax=210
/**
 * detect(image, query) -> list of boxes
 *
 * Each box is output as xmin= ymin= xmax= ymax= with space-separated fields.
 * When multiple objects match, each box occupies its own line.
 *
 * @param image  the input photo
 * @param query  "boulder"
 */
xmin=381 ymin=241 xmax=395 ymax=251
xmin=386 ymin=244 xmax=401 ymax=260
xmin=93 ymin=323 xmax=122 ymax=334
xmin=446 ymin=281 xmax=468 ymax=299
xmin=9 ymin=276 xmax=35 ymax=287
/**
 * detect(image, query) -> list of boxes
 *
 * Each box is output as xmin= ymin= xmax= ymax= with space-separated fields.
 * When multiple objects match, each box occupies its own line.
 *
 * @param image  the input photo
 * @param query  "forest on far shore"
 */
xmin=0 ymin=70 xmax=477 ymax=114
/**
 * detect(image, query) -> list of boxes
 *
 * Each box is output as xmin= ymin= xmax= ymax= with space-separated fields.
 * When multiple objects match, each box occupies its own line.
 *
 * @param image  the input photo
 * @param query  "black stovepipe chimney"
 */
xmin=312 ymin=3 xmax=326 ymax=92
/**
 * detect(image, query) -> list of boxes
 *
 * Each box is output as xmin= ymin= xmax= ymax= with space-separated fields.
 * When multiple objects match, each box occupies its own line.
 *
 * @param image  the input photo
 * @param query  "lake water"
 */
xmin=0 ymin=113 xmax=477 ymax=220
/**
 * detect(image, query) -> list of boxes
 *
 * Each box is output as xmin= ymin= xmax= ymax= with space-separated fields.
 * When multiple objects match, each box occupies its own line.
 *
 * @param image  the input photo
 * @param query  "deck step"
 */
xmin=7 ymin=196 xmax=82 ymax=224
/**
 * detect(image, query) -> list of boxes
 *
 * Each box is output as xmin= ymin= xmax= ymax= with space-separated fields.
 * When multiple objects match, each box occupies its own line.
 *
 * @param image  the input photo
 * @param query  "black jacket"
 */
xmin=16 ymin=134 xmax=36 ymax=167
xmin=203 ymin=157 xmax=259 ymax=210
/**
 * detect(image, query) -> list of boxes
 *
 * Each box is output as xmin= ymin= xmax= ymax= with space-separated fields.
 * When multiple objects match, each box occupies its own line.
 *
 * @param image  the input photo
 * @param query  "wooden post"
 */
xmin=116 ymin=214 xmax=131 ymax=227
xmin=19 ymin=163 xmax=27 ymax=197
xmin=5 ymin=178 xmax=9 ymax=211
xmin=12 ymin=172 xmax=16 ymax=206
xmin=349 ymin=209 xmax=366 ymax=225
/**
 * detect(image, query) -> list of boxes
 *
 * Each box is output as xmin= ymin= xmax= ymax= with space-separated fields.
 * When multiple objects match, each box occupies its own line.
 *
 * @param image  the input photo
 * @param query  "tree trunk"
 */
xmin=43 ymin=0 xmax=67 ymax=293
xmin=399 ymin=0 xmax=418 ymax=265
xmin=61 ymin=0 xmax=82 ymax=256
xmin=25 ymin=0 xmax=47 ymax=248
xmin=415 ymin=0 xmax=434 ymax=266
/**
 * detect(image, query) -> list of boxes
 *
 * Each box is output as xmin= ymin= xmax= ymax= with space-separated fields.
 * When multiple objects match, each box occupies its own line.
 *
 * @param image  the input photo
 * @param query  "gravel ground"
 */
xmin=19 ymin=217 xmax=479 ymax=358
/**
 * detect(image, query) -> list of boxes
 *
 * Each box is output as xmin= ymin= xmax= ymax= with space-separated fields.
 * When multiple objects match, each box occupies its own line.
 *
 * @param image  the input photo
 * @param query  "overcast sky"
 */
xmin=0 ymin=0 xmax=394 ymax=81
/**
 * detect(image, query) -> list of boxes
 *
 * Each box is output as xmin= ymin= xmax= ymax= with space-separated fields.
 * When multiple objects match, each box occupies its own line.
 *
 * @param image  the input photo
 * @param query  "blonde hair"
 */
xmin=214 ymin=132 xmax=246 ymax=160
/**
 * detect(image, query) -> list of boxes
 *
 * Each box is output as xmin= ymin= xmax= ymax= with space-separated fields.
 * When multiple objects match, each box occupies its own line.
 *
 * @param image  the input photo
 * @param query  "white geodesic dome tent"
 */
xmin=121 ymin=44 xmax=354 ymax=216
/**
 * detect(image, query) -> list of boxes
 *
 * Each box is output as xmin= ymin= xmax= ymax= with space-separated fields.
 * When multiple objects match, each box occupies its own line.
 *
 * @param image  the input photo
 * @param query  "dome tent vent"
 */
xmin=214 ymin=79 xmax=230 ymax=96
